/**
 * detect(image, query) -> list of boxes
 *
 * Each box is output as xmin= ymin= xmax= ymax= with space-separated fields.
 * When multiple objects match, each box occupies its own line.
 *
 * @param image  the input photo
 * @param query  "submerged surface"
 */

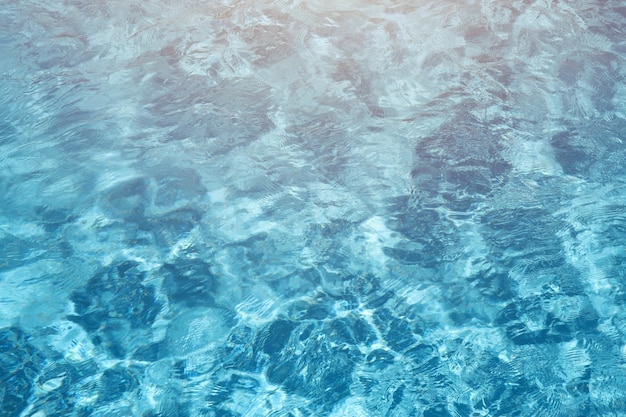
xmin=1 ymin=0 xmax=626 ymax=416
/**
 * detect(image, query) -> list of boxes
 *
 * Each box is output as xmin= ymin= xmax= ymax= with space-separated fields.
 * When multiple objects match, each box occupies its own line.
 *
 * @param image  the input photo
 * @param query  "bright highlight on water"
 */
xmin=1 ymin=1 xmax=626 ymax=416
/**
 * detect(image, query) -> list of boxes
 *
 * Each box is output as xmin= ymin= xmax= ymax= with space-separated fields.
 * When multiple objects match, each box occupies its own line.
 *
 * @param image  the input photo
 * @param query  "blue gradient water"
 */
xmin=2 ymin=1 xmax=626 ymax=416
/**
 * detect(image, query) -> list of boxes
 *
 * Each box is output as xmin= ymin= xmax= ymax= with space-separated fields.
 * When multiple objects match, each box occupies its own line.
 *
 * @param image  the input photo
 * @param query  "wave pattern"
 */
xmin=1 ymin=0 xmax=626 ymax=416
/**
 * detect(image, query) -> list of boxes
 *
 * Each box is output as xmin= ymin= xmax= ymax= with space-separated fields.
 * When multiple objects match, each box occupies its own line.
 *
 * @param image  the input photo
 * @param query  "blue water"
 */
xmin=1 ymin=1 xmax=626 ymax=416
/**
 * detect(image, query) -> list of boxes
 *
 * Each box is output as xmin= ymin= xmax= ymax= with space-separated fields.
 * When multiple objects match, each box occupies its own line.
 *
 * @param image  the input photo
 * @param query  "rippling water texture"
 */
xmin=1 ymin=1 xmax=626 ymax=416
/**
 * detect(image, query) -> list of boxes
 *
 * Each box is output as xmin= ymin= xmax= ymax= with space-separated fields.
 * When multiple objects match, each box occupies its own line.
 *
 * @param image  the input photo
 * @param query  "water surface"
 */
xmin=1 ymin=1 xmax=626 ymax=416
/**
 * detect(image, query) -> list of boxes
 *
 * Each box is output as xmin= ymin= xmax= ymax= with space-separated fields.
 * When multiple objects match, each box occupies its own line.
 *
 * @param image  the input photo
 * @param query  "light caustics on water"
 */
xmin=1 ymin=0 xmax=626 ymax=416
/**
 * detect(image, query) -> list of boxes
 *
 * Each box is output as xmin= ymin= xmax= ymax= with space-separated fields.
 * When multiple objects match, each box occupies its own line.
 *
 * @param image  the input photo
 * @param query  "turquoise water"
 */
xmin=1 ymin=1 xmax=626 ymax=416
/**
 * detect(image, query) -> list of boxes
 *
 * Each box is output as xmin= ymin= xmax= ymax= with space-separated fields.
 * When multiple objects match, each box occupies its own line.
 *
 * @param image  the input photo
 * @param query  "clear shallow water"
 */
xmin=1 ymin=0 xmax=626 ymax=416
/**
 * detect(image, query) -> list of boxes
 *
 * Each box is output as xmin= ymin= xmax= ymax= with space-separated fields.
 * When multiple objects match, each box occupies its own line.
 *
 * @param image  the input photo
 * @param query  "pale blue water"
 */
xmin=1 ymin=1 xmax=626 ymax=416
